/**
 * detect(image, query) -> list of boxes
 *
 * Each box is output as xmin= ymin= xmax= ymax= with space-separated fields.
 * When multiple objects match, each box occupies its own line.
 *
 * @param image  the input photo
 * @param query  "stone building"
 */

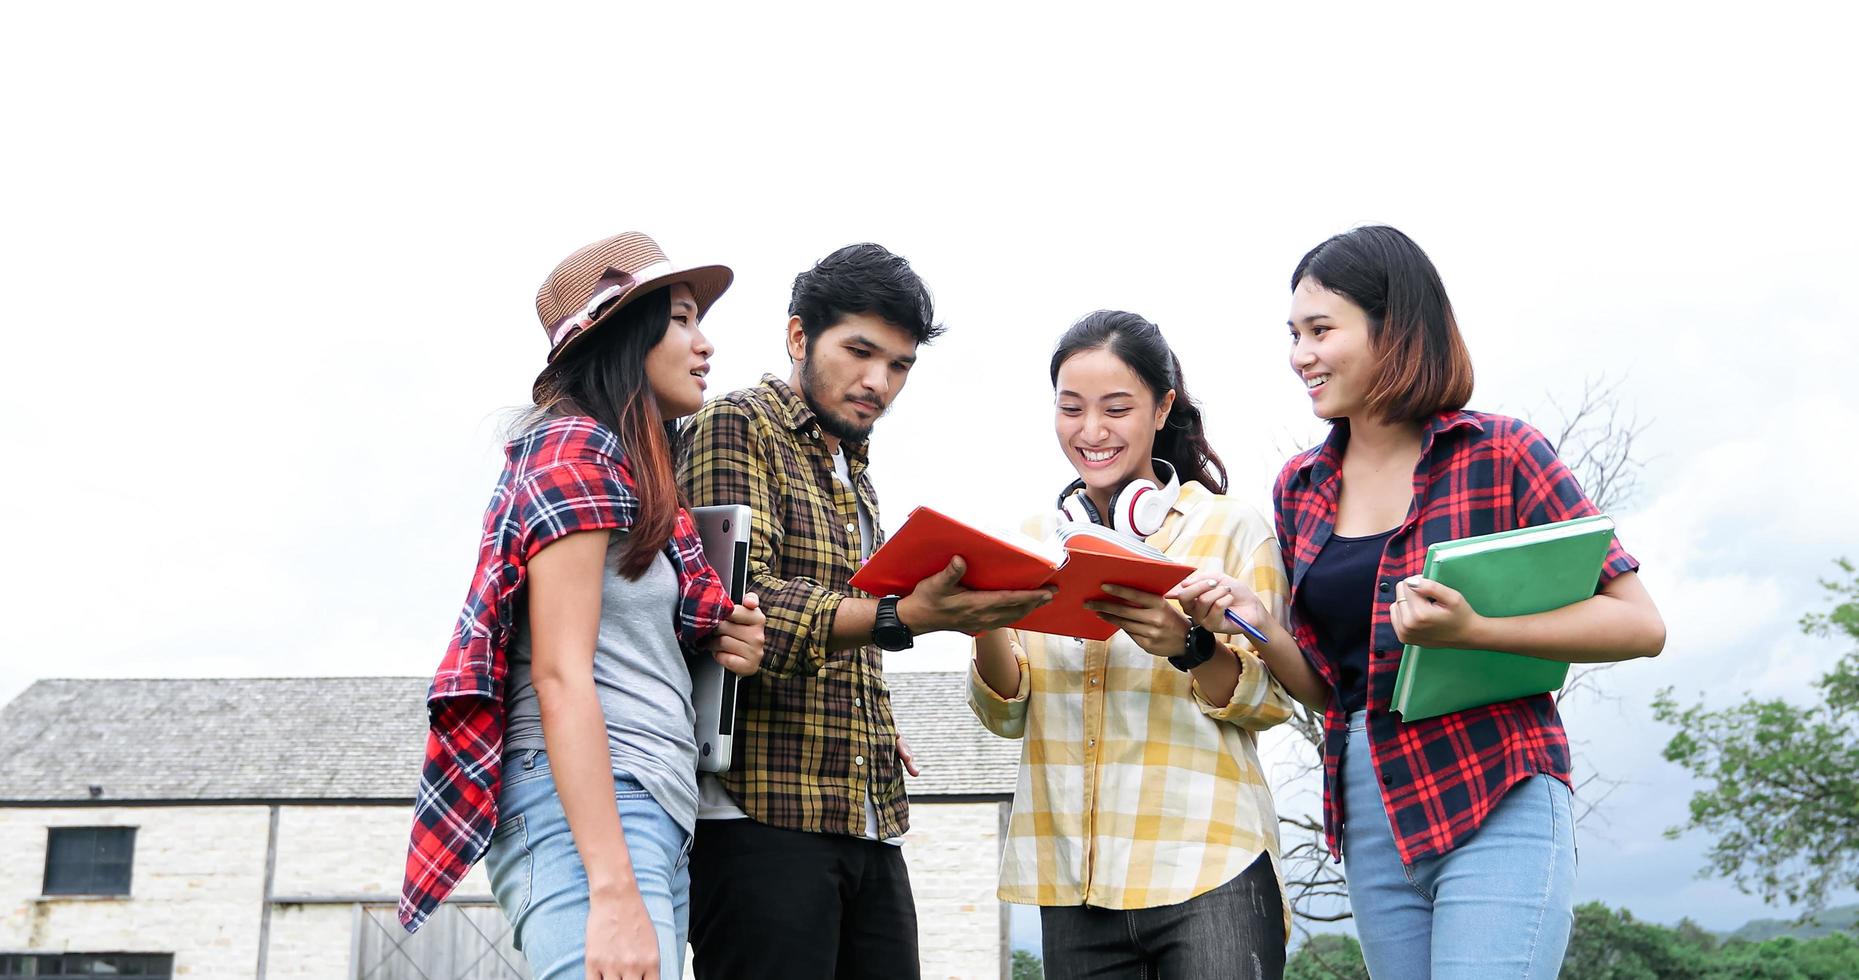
xmin=0 ymin=672 xmax=1016 ymax=979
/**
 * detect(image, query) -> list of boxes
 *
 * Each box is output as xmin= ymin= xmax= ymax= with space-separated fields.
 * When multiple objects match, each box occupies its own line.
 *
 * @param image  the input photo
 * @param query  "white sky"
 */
xmin=4 ymin=1 xmax=1856 ymax=934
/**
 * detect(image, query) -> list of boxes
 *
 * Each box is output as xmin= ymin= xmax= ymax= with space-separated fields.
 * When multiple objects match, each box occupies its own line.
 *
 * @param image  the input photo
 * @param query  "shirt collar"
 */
xmin=757 ymin=373 xmax=873 ymax=463
xmin=1296 ymin=410 xmax=1486 ymax=482
xmin=1418 ymin=409 xmax=1485 ymax=457
xmin=1146 ymin=480 xmax=1211 ymax=555
xmin=1171 ymin=479 xmax=1210 ymax=517
xmin=759 ymin=374 xmax=813 ymax=432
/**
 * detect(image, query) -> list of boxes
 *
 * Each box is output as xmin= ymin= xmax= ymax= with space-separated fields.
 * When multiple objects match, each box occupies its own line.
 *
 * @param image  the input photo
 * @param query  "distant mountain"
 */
xmin=1723 ymin=903 xmax=1859 ymax=943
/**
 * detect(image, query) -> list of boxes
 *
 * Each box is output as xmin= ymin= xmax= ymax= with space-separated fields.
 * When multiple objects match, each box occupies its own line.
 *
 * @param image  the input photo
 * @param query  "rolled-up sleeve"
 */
xmin=514 ymin=460 xmax=637 ymax=560
xmin=1509 ymin=420 xmax=1639 ymax=583
xmin=967 ymin=635 xmax=1031 ymax=739
xmin=1190 ymin=528 xmax=1296 ymax=731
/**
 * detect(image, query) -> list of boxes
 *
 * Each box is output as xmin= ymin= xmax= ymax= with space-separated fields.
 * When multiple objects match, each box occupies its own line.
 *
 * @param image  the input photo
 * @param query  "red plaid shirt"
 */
xmin=1274 ymin=410 xmax=1637 ymax=865
xmin=398 ymin=416 xmax=733 ymax=931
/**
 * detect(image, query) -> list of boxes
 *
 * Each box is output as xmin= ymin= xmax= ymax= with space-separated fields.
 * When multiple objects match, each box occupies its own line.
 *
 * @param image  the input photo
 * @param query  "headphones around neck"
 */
xmin=1057 ymin=459 xmax=1181 ymax=538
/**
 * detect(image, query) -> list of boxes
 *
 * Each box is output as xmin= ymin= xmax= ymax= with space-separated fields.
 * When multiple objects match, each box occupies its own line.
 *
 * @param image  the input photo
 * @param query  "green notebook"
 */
xmin=1390 ymin=514 xmax=1616 ymax=722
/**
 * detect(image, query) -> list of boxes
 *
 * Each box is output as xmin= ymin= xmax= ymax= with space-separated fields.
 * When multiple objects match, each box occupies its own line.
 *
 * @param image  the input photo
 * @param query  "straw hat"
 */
xmin=532 ymin=231 xmax=732 ymax=399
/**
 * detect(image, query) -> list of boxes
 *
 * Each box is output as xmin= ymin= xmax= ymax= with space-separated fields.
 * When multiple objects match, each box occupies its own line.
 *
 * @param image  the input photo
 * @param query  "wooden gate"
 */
xmin=351 ymin=904 xmax=530 ymax=980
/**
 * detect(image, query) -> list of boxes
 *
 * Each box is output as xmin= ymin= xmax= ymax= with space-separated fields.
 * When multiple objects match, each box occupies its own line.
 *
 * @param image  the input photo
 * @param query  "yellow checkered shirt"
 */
xmin=968 ymin=482 xmax=1295 ymax=934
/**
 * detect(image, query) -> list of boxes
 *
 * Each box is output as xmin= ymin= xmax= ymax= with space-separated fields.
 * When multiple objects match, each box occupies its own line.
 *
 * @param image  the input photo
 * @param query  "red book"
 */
xmin=849 ymin=507 xmax=1197 ymax=641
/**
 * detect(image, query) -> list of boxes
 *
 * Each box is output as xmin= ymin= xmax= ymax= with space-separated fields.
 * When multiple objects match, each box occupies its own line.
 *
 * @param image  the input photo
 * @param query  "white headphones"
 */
xmin=1057 ymin=459 xmax=1181 ymax=538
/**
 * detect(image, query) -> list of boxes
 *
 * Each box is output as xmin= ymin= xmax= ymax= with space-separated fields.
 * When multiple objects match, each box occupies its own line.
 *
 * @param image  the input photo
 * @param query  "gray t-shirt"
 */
xmin=503 ymin=539 xmax=699 ymax=834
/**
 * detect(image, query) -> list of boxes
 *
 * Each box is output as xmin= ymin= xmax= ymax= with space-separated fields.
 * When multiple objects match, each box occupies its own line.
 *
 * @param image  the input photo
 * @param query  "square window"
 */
xmin=42 ymin=827 xmax=136 ymax=896
xmin=0 ymin=953 xmax=173 ymax=979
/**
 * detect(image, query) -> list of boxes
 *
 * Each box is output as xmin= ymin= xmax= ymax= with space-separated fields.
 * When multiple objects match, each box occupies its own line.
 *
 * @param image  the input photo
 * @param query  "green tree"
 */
xmin=1011 ymin=948 xmax=1044 ymax=980
xmin=1285 ymin=934 xmax=1369 ymax=980
xmin=1652 ymin=559 xmax=1859 ymax=911
xmin=1281 ymin=904 xmax=1859 ymax=979
xmin=1559 ymin=901 xmax=1712 ymax=979
xmin=1555 ymin=902 xmax=1859 ymax=979
xmin=1784 ymin=932 xmax=1859 ymax=979
xmin=1701 ymin=933 xmax=1859 ymax=979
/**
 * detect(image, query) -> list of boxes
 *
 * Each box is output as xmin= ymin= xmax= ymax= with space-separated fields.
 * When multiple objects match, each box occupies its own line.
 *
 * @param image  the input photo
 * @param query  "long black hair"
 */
xmin=532 ymin=286 xmax=684 ymax=579
xmin=1049 ymin=310 xmax=1228 ymax=494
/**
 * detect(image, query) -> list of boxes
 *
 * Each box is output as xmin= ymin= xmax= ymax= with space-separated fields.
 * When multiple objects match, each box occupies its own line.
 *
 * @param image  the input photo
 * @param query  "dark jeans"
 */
xmin=1039 ymin=850 xmax=1285 ymax=980
xmin=689 ymin=818 xmax=920 ymax=980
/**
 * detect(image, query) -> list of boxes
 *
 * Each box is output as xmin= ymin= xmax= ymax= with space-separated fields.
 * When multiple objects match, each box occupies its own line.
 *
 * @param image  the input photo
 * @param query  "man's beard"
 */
xmin=799 ymin=356 xmax=881 ymax=444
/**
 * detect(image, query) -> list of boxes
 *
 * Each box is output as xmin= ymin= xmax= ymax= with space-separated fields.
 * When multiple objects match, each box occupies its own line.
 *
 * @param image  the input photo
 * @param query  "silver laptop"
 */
xmin=689 ymin=504 xmax=751 ymax=772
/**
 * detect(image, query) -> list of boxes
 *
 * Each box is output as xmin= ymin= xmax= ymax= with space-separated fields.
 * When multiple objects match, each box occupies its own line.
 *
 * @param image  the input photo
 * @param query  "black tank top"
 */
xmin=1297 ymin=527 xmax=1397 ymax=714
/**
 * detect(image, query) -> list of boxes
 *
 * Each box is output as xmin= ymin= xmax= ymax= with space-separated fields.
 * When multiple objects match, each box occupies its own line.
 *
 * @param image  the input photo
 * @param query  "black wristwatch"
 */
xmin=1169 ymin=625 xmax=1219 ymax=672
xmin=872 ymin=595 xmax=915 ymax=651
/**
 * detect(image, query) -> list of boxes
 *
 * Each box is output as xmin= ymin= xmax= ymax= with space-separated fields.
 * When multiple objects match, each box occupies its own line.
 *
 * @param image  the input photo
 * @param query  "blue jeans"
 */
xmin=486 ymin=749 xmax=691 ymax=980
xmin=1340 ymin=712 xmax=1575 ymax=980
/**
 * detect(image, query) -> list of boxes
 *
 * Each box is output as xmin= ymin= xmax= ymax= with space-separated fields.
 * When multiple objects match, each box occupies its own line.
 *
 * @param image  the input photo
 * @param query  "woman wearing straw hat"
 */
xmin=400 ymin=232 xmax=767 ymax=980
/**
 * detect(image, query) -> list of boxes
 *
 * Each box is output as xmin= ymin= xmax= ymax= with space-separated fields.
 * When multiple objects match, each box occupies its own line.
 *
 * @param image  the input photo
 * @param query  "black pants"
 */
xmin=1038 ymin=850 xmax=1285 ymax=980
xmin=689 ymin=818 xmax=920 ymax=980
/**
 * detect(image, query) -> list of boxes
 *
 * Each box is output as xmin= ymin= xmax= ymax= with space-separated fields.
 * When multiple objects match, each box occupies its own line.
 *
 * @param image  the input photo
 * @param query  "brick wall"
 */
xmin=0 ymin=806 xmax=270 ymax=979
xmin=902 ymin=800 xmax=1010 ymax=980
xmin=2 ymin=800 xmax=1003 ymax=980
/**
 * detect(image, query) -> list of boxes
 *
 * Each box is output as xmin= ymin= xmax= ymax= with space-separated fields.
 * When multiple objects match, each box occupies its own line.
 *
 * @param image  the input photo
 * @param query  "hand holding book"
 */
xmin=1389 ymin=576 xmax=1480 ymax=649
xmin=894 ymin=555 xmax=1058 ymax=635
xmin=849 ymin=507 xmax=1199 ymax=641
xmin=1390 ymin=514 xmax=1619 ymax=721
xmin=1083 ymin=583 xmax=1193 ymax=659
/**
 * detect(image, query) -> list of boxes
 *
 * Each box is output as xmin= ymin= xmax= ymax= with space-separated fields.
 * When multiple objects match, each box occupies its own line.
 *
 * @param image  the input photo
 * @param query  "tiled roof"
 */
xmin=0 ymin=672 xmax=1016 ymax=804
xmin=885 ymin=670 xmax=1018 ymax=799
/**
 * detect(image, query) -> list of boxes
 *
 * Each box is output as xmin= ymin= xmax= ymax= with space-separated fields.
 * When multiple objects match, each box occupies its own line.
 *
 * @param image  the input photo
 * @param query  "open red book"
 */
xmin=849 ymin=507 xmax=1198 ymax=641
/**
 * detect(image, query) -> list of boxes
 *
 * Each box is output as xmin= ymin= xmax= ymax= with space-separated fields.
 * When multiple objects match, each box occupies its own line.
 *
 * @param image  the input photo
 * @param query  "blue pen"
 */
xmin=1222 ymin=609 xmax=1272 ymax=648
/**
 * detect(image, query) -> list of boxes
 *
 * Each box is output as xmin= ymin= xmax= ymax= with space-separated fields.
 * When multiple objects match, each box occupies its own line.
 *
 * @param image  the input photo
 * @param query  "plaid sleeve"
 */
xmin=668 ymin=509 xmax=733 ymax=645
xmin=398 ymin=693 xmax=500 ymax=931
xmin=679 ymin=398 xmax=840 ymax=679
xmin=514 ymin=460 xmax=637 ymax=560
xmin=967 ymin=634 xmax=1031 ymax=738
xmin=1192 ymin=522 xmax=1296 ymax=731
xmin=517 ymin=452 xmax=731 ymax=642
xmin=1509 ymin=420 xmax=1639 ymax=583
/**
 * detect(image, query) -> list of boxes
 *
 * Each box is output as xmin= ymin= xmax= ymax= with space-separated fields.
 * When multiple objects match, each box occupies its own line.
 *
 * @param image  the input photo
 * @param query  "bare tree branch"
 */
xmin=1559 ymin=662 xmax=1624 ymax=705
xmin=1542 ymin=373 xmax=1654 ymax=514
xmin=1540 ymin=372 xmax=1655 ymax=832
xmin=1570 ymin=770 xmax=1627 ymax=827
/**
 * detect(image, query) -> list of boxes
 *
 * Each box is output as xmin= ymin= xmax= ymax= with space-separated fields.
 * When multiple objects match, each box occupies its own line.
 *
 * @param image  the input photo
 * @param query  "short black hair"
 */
xmin=789 ymin=243 xmax=944 ymax=344
xmin=1291 ymin=225 xmax=1473 ymax=424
